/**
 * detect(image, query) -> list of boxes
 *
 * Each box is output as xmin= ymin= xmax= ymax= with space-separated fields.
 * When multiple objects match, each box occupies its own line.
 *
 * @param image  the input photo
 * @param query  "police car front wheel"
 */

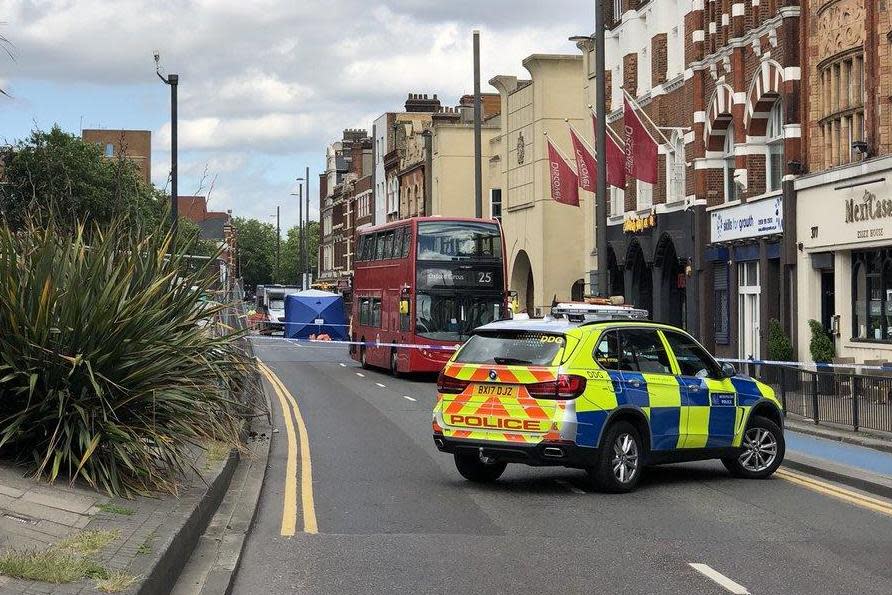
xmin=454 ymin=452 xmax=507 ymax=483
xmin=722 ymin=415 xmax=785 ymax=479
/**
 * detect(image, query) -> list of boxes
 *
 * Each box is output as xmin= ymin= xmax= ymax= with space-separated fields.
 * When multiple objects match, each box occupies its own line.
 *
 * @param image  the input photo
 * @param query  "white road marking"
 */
xmin=376 ymin=382 xmax=386 ymax=388
xmin=356 ymin=372 xmax=365 ymax=378
xmin=555 ymin=479 xmax=586 ymax=495
xmin=339 ymin=363 xmax=347 ymax=367
xmin=688 ymin=564 xmax=749 ymax=594
xmin=402 ymin=396 xmax=417 ymax=402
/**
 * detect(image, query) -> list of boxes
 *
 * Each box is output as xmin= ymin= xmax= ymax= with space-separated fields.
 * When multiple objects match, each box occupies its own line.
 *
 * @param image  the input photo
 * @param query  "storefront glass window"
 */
xmin=713 ymin=263 xmax=730 ymax=345
xmin=852 ymin=250 xmax=892 ymax=342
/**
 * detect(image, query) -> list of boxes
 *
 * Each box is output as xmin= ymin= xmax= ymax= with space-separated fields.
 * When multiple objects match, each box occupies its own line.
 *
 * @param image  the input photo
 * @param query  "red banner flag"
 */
xmin=592 ymin=114 xmax=627 ymax=190
xmin=546 ymin=139 xmax=580 ymax=207
xmin=568 ymin=126 xmax=596 ymax=193
xmin=623 ymin=96 xmax=658 ymax=184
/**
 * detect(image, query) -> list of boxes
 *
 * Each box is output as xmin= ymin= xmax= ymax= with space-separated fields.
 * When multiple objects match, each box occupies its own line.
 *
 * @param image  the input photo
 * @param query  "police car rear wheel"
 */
xmin=722 ymin=416 xmax=785 ymax=479
xmin=454 ymin=452 xmax=507 ymax=483
xmin=588 ymin=421 xmax=643 ymax=493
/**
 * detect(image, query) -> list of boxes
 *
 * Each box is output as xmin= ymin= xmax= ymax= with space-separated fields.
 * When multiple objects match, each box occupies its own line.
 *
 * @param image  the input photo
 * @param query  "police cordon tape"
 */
xmin=251 ymin=335 xmax=892 ymax=369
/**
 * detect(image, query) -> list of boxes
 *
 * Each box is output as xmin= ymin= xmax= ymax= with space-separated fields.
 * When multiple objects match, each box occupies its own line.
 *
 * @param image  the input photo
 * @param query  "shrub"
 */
xmin=767 ymin=319 xmax=795 ymax=363
xmin=808 ymin=319 xmax=835 ymax=363
xmin=0 ymin=216 xmax=249 ymax=496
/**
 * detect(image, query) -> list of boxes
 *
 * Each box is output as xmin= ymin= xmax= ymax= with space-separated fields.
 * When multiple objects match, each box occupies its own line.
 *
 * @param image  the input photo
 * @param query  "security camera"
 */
xmin=153 ymin=51 xmax=160 ymax=65
xmin=852 ymin=140 xmax=869 ymax=155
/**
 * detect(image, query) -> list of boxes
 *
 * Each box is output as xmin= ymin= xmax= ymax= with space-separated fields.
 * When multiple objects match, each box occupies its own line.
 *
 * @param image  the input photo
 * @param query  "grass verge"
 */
xmin=0 ymin=549 xmax=108 ymax=583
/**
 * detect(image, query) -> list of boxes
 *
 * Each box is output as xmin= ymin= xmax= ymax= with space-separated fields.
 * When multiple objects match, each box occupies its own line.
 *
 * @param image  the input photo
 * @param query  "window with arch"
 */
xmin=766 ymin=100 xmax=784 ymax=192
xmin=820 ymin=50 xmax=865 ymax=168
xmin=723 ymin=123 xmax=736 ymax=202
xmin=667 ymin=131 xmax=686 ymax=203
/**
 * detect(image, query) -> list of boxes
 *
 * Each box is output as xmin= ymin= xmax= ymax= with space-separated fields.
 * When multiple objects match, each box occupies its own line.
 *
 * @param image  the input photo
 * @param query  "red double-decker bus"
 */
xmin=350 ymin=217 xmax=508 ymax=374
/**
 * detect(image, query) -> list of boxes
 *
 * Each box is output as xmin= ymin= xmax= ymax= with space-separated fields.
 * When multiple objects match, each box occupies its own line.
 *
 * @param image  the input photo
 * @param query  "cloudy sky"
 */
xmin=0 ymin=0 xmax=592 ymax=228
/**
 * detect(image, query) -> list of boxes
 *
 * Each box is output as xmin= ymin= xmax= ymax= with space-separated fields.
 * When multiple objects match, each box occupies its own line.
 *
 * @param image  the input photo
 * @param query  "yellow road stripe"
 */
xmin=260 ymin=361 xmax=319 ymax=535
xmin=776 ymin=468 xmax=892 ymax=517
xmin=259 ymin=362 xmax=298 ymax=536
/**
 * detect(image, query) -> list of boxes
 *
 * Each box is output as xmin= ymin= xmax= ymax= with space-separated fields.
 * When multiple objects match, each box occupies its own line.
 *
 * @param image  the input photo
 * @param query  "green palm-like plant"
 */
xmin=0 ymin=216 xmax=250 ymax=496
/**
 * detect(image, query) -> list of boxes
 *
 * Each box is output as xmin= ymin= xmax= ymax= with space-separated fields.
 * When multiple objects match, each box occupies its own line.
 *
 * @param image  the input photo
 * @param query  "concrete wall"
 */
xmin=430 ymin=123 xmax=499 ymax=218
xmin=491 ymin=54 xmax=588 ymax=315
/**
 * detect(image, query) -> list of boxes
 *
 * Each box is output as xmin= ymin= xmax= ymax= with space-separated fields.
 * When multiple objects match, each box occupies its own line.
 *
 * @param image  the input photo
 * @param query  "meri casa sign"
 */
xmin=846 ymin=190 xmax=892 ymax=224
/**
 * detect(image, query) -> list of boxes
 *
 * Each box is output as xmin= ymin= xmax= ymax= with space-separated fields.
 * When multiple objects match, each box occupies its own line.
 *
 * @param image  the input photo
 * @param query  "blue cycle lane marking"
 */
xmin=786 ymin=432 xmax=892 ymax=478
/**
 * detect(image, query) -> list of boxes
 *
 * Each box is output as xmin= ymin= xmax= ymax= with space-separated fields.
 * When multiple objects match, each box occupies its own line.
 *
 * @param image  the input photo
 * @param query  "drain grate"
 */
xmin=2 ymin=511 xmax=39 ymax=525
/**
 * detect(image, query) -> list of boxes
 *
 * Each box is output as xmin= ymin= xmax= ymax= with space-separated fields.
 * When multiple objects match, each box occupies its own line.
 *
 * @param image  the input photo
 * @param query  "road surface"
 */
xmin=232 ymin=338 xmax=892 ymax=594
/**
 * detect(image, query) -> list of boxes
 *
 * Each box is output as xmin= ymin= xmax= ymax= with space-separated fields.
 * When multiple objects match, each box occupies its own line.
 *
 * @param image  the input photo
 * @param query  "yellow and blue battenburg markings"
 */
xmin=572 ymin=371 xmax=774 ymax=451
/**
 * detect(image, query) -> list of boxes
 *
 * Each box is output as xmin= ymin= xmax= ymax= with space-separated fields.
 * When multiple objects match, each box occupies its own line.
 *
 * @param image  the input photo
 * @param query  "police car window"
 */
xmin=620 ymin=329 xmax=673 ymax=374
xmin=663 ymin=331 xmax=723 ymax=378
xmin=594 ymin=331 xmax=620 ymax=370
xmin=455 ymin=332 xmax=565 ymax=366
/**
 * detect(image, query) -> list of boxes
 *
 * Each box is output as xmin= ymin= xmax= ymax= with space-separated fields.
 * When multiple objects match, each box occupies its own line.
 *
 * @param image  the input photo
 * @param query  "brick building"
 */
xmin=81 ymin=129 xmax=152 ymax=185
xmin=793 ymin=0 xmax=892 ymax=362
xmin=577 ymin=0 xmax=801 ymax=360
xmin=318 ymin=130 xmax=373 ymax=297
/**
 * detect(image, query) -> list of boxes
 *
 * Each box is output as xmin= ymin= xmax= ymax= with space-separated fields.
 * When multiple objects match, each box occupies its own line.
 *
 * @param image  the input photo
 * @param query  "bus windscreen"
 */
xmin=416 ymin=221 xmax=502 ymax=261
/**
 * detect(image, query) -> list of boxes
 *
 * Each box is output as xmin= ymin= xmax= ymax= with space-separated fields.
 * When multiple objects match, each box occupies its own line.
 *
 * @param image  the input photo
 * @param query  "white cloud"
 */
xmin=2 ymin=0 xmax=590 ymax=221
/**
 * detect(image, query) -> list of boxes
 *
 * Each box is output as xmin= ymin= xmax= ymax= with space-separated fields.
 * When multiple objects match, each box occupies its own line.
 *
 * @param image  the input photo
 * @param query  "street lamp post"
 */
xmin=276 ymin=207 xmax=281 ymax=283
xmin=154 ymin=52 xmax=178 ymax=245
xmin=304 ymin=165 xmax=310 ymax=287
xmin=291 ymin=177 xmax=305 ymax=289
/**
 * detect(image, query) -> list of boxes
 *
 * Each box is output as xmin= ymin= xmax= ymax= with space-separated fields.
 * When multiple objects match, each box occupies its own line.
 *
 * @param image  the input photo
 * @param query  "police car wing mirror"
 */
xmin=720 ymin=362 xmax=737 ymax=378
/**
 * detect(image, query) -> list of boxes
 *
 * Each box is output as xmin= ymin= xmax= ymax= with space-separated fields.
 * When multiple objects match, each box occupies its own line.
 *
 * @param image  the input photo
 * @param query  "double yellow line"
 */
xmin=776 ymin=468 xmax=892 ymax=517
xmin=258 ymin=360 xmax=318 ymax=535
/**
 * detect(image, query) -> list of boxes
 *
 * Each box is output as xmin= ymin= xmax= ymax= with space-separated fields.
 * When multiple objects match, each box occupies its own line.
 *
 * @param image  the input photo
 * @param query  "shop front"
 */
xmin=604 ymin=208 xmax=697 ymax=333
xmin=704 ymin=194 xmax=785 ymax=360
xmin=795 ymin=156 xmax=892 ymax=363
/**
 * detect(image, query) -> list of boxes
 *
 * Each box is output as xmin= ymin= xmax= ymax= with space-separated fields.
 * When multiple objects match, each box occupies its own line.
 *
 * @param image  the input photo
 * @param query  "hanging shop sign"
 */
xmin=710 ymin=195 xmax=783 ymax=243
xmin=623 ymin=210 xmax=656 ymax=234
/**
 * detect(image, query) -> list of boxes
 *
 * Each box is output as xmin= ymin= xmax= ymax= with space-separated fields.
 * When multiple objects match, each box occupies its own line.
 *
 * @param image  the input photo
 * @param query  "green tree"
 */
xmin=234 ymin=217 xmax=276 ymax=289
xmin=279 ymin=221 xmax=320 ymax=285
xmin=0 ymin=126 xmax=158 ymax=231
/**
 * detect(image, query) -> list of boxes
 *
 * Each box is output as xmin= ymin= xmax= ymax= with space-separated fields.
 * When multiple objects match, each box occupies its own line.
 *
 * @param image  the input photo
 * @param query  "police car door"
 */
xmin=661 ymin=330 xmax=739 ymax=449
xmin=616 ymin=329 xmax=684 ymax=451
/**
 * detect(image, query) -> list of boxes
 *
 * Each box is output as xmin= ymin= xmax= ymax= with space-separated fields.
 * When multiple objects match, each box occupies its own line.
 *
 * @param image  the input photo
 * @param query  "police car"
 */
xmin=432 ymin=302 xmax=785 ymax=492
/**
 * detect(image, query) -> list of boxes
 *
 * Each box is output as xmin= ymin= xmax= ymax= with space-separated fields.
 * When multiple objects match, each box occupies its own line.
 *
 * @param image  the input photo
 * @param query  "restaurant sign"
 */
xmin=845 ymin=190 xmax=892 ymax=224
xmin=710 ymin=196 xmax=784 ymax=243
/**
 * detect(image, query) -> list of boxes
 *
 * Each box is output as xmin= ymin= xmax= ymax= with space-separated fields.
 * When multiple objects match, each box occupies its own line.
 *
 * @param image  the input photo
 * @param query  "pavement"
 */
xmin=227 ymin=338 xmax=892 ymax=595
xmin=0 ymin=445 xmax=236 ymax=594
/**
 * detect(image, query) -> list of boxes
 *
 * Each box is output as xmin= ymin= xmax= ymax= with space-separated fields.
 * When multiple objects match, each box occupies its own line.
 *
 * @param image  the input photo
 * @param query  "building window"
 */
xmin=766 ymin=100 xmax=784 ymax=192
xmin=104 ymin=143 xmax=114 ymax=157
xmin=637 ymin=180 xmax=652 ymax=211
xmin=820 ymin=51 xmax=865 ymax=168
xmin=723 ymin=122 xmax=736 ymax=202
xmin=667 ymin=131 xmax=686 ymax=203
xmin=610 ymin=187 xmax=625 ymax=217
xmin=713 ymin=263 xmax=730 ymax=344
xmin=490 ymin=188 xmax=502 ymax=220
xmin=612 ymin=0 xmax=623 ymax=22
xmin=852 ymin=250 xmax=892 ymax=342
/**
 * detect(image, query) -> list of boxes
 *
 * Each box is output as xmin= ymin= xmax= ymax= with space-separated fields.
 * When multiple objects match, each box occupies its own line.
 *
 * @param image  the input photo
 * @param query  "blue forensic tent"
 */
xmin=284 ymin=290 xmax=348 ymax=340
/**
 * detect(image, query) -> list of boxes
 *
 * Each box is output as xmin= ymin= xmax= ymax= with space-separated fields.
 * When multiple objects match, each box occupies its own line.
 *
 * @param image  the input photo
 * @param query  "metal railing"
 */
xmin=735 ymin=361 xmax=892 ymax=434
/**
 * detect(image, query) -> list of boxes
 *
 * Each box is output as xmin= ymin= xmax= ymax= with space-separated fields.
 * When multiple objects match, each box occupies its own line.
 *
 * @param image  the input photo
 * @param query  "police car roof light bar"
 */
xmin=551 ymin=302 xmax=650 ymax=323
